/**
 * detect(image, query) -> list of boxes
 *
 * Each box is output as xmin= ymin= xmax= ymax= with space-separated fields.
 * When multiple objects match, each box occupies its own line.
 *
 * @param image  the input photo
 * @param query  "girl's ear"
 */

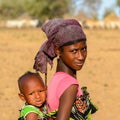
xmin=54 ymin=45 xmax=61 ymax=56
xmin=18 ymin=93 xmax=25 ymax=101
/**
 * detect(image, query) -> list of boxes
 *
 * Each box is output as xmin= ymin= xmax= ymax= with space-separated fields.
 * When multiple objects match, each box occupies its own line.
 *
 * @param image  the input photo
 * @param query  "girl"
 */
xmin=33 ymin=18 xmax=97 ymax=120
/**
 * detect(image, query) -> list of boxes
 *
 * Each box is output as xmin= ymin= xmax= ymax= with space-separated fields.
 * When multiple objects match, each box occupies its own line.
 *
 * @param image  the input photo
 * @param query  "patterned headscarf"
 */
xmin=33 ymin=18 xmax=86 ymax=74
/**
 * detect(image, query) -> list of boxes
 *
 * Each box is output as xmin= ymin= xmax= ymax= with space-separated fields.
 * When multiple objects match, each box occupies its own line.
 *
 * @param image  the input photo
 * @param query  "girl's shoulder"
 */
xmin=51 ymin=72 xmax=79 ymax=87
xmin=54 ymin=72 xmax=77 ymax=80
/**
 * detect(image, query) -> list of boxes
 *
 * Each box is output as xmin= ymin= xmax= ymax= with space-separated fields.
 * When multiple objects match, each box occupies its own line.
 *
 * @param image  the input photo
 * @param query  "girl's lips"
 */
xmin=76 ymin=62 xmax=84 ymax=66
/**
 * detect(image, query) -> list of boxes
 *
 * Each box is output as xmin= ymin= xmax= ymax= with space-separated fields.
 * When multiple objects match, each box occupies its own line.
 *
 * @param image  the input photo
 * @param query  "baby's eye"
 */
xmin=38 ymin=90 xmax=45 ymax=93
xmin=29 ymin=93 xmax=33 ymax=95
xmin=39 ymin=90 xmax=42 ymax=93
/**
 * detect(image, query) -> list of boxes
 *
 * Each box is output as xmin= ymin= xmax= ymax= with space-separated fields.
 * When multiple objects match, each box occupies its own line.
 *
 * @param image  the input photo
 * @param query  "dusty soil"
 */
xmin=0 ymin=28 xmax=120 ymax=120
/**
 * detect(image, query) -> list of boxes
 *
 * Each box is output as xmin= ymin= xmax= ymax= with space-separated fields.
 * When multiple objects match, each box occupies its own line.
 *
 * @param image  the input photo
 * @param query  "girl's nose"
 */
xmin=77 ymin=51 xmax=84 ymax=60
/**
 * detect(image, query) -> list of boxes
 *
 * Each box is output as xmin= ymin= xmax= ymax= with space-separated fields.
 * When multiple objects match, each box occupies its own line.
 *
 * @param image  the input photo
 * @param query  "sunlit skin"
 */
xmin=56 ymin=41 xmax=87 ymax=78
xmin=54 ymin=40 xmax=87 ymax=120
xmin=18 ymin=76 xmax=47 ymax=109
xmin=18 ymin=75 xmax=47 ymax=120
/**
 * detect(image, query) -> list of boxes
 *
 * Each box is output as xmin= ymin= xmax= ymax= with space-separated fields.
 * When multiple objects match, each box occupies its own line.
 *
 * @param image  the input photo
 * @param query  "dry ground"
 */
xmin=0 ymin=28 xmax=120 ymax=120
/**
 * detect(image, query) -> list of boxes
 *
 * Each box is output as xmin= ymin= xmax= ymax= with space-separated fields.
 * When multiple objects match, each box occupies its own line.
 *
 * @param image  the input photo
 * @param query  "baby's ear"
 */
xmin=18 ymin=93 xmax=25 ymax=101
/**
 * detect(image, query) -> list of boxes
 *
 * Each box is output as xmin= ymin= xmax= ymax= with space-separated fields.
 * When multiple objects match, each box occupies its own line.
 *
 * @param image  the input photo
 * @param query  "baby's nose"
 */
xmin=35 ymin=92 xmax=40 ymax=98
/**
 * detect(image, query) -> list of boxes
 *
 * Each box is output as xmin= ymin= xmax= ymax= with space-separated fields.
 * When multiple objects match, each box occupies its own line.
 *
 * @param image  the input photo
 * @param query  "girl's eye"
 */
xmin=82 ymin=46 xmax=87 ymax=51
xmin=71 ymin=49 xmax=77 ymax=54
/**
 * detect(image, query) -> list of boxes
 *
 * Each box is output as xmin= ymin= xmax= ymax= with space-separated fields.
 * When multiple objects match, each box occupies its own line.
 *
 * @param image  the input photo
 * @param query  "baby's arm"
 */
xmin=25 ymin=112 xmax=38 ymax=120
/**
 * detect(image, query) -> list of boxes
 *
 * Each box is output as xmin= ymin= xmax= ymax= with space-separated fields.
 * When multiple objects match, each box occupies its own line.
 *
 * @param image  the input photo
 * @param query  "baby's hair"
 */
xmin=18 ymin=71 xmax=42 ymax=82
xmin=18 ymin=71 xmax=44 ymax=93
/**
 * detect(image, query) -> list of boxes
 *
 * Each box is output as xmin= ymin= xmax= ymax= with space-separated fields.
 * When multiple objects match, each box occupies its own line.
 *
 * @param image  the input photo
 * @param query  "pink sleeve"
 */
xmin=56 ymin=75 xmax=80 ymax=99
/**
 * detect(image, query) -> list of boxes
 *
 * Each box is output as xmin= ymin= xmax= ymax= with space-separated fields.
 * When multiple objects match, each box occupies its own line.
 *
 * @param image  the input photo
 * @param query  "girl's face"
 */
xmin=19 ymin=77 xmax=46 ymax=108
xmin=60 ymin=41 xmax=87 ymax=71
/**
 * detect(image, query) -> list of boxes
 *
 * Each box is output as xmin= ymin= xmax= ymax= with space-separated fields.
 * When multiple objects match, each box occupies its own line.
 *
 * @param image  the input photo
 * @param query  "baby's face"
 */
xmin=22 ymin=76 xmax=46 ymax=108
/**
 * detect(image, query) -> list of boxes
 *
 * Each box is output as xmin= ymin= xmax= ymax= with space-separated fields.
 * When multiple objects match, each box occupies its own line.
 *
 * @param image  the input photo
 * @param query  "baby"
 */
xmin=18 ymin=71 xmax=47 ymax=120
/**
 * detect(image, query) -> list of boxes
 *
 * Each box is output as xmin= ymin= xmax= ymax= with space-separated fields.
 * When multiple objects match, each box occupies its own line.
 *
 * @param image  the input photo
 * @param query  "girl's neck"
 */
xmin=56 ymin=58 xmax=76 ymax=78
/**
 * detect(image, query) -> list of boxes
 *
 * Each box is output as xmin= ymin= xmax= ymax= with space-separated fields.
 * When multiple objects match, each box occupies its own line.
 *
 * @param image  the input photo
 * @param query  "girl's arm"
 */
xmin=56 ymin=84 xmax=78 ymax=120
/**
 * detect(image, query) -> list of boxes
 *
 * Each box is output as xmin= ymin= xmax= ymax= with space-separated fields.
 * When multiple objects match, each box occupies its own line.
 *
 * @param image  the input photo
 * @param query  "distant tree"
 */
xmin=116 ymin=0 xmax=120 ymax=16
xmin=103 ymin=8 xmax=113 ymax=19
xmin=0 ymin=0 xmax=72 ymax=22
xmin=0 ymin=0 xmax=26 ymax=19
xmin=25 ymin=0 xmax=70 ymax=22
xmin=72 ymin=0 xmax=102 ymax=19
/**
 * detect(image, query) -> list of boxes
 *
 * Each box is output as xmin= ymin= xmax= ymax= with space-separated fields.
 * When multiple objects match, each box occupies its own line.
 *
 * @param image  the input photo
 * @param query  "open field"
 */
xmin=0 ymin=28 xmax=120 ymax=120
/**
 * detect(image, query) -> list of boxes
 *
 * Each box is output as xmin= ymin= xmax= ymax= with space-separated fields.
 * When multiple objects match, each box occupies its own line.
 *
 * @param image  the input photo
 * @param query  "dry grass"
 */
xmin=0 ymin=28 xmax=120 ymax=120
